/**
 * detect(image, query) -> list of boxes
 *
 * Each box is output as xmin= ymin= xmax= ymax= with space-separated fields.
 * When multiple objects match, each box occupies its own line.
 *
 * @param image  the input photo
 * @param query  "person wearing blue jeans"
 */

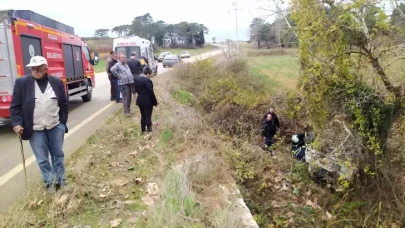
xmin=111 ymin=78 xmax=121 ymax=102
xmin=30 ymin=123 xmax=66 ymax=187
xmin=10 ymin=56 xmax=69 ymax=192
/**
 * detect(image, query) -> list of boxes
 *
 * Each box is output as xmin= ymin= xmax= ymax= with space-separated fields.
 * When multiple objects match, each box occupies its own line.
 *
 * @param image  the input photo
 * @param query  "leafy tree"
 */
xmin=94 ymin=29 xmax=109 ymax=37
xmin=249 ymin=16 xmax=297 ymax=48
xmin=124 ymin=13 xmax=209 ymax=47
xmin=111 ymin=25 xmax=130 ymax=37
xmin=212 ymin=37 xmax=216 ymax=43
xmin=291 ymin=0 xmax=405 ymax=204
xmin=249 ymin=18 xmax=265 ymax=42
xmin=0 ymin=10 xmax=9 ymax=21
xmin=152 ymin=20 xmax=166 ymax=46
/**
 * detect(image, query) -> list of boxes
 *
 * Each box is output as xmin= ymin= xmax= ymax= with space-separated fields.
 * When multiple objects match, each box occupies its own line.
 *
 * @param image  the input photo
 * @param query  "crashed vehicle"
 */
xmin=291 ymin=132 xmax=356 ymax=192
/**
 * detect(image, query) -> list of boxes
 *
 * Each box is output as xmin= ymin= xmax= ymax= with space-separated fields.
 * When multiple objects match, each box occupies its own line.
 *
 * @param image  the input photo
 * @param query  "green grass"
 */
xmin=136 ymin=165 xmax=205 ymax=227
xmin=158 ymin=45 xmax=219 ymax=57
xmin=173 ymin=88 xmax=194 ymax=105
xmin=94 ymin=61 xmax=106 ymax=73
xmin=241 ymin=45 xmax=300 ymax=91
xmin=160 ymin=129 xmax=174 ymax=144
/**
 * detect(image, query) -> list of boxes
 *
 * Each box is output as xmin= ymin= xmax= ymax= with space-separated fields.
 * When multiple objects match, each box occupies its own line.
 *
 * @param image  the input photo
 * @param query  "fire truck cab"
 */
xmin=0 ymin=10 xmax=99 ymax=119
xmin=112 ymin=36 xmax=158 ymax=75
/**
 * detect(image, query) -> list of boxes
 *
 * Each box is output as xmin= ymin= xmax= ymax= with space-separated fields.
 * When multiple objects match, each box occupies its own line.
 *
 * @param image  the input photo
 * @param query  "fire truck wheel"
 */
xmin=81 ymin=80 xmax=92 ymax=102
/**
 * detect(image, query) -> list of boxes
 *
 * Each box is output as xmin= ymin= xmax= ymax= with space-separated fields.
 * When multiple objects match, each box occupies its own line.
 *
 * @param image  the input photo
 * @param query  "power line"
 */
xmin=230 ymin=2 xmax=242 ymax=51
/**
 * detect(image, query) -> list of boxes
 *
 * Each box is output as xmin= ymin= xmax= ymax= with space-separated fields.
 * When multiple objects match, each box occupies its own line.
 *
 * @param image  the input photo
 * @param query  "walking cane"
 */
xmin=19 ymin=135 xmax=28 ymax=186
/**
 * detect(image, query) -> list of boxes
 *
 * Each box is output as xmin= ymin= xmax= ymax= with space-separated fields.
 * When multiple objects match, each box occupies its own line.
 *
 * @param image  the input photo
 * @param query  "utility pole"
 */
xmin=231 ymin=2 xmax=241 ymax=51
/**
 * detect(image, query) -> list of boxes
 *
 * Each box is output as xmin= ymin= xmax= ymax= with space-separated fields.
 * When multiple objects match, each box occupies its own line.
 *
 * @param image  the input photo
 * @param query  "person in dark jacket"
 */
xmin=262 ymin=107 xmax=280 ymax=131
xmin=126 ymin=52 xmax=143 ymax=98
xmin=134 ymin=67 xmax=158 ymax=133
xmin=107 ymin=53 xmax=121 ymax=103
xmin=127 ymin=53 xmax=143 ymax=77
xmin=262 ymin=113 xmax=277 ymax=154
xmin=106 ymin=51 xmax=116 ymax=101
xmin=10 ymin=56 xmax=69 ymax=192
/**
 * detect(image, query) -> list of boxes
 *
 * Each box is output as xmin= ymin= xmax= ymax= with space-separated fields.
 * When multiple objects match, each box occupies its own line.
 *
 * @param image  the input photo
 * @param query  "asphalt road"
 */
xmin=0 ymin=50 xmax=222 ymax=212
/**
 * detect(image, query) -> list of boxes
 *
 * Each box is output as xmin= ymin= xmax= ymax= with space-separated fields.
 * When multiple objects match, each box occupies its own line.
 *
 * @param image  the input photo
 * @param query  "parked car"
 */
xmin=180 ymin=51 xmax=190 ymax=58
xmin=162 ymin=54 xmax=182 ymax=67
xmin=158 ymin=52 xmax=171 ymax=62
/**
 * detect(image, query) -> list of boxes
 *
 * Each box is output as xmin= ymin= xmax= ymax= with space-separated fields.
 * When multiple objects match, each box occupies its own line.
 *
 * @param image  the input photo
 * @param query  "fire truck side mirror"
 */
xmin=93 ymin=51 xmax=99 ymax=65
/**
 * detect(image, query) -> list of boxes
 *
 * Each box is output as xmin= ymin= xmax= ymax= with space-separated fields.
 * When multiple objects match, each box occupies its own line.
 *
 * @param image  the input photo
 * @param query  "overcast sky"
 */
xmin=0 ymin=0 xmax=279 ymax=41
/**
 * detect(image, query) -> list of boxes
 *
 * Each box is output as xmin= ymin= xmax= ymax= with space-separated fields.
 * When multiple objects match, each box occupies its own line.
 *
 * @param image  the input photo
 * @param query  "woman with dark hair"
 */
xmin=134 ymin=67 xmax=158 ymax=133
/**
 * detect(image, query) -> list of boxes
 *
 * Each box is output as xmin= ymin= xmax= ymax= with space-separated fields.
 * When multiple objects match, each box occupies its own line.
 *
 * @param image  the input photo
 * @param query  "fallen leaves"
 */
xmin=110 ymin=218 xmax=122 ymax=227
xmin=134 ymin=178 xmax=143 ymax=185
xmin=55 ymin=194 xmax=69 ymax=206
xmin=124 ymin=200 xmax=136 ymax=205
xmin=325 ymin=211 xmax=332 ymax=219
xmin=270 ymin=200 xmax=287 ymax=208
xmin=287 ymin=211 xmax=295 ymax=217
xmin=28 ymin=199 xmax=43 ymax=209
xmin=110 ymin=178 xmax=128 ymax=187
xmin=141 ymin=183 xmax=160 ymax=206
xmin=99 ymin=191 xmax=111 ymax=199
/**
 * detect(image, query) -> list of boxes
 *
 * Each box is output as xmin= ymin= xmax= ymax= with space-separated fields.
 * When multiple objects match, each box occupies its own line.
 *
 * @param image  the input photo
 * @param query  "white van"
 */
xmin=112 ymin=36 xmax=158 ymax=75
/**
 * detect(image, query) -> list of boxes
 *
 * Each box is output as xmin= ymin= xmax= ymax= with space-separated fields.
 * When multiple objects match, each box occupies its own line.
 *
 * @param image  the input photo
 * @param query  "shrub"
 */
xmin=174 ymin=57 xmax=309 ymax=143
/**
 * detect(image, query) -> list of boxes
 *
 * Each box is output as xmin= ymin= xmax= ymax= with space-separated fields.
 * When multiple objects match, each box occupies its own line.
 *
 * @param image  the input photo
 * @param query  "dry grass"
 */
xmin=170 ymin=54 xmax=405 ymax=227
xmin=0 ymin=57 xmax=251 ymax=228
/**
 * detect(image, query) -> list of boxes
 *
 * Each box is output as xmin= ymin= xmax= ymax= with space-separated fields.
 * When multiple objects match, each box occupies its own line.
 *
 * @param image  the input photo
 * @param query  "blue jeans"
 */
xmin=29 ymin=123 xmax=66 ymax=187
xmin=111 ymin=79 xmax=121 ymax=101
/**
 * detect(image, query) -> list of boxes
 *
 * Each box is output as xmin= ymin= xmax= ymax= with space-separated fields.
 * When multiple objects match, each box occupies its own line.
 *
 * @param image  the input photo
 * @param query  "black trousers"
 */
xmin=138 ymin=105 xmax=153 ymax=132
xmin=110 ymin=80 xmax=116 ymax=99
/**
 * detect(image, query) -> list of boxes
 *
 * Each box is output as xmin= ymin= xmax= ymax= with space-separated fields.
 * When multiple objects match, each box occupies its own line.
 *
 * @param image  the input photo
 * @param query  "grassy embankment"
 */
xmin=3 ymin=42 xmax=394 ymax=227
xmin=0 ymin=54 xmax=251 ymax=227
xmin=170 ymin=44 xmax=402 ymax=227
xmin=0 ymin=43 xmax=310 ymax=228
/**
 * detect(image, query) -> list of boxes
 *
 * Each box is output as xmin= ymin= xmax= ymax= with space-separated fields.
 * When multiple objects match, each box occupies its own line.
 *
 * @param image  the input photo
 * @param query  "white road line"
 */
xmin=0 ymin=50 xmax=221 ymax=188
xmin=0 ymin=101 xmax=116 ymax=187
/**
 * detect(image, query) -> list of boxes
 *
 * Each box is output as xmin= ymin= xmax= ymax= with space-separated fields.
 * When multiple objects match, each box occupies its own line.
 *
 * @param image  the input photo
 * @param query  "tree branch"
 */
xmin=362 ymin=47 xmax=402 ymax=97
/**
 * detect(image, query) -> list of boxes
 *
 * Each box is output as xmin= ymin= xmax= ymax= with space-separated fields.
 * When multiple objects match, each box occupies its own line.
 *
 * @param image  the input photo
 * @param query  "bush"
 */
xmin=174 ymin=57 xmax=309 ymax=143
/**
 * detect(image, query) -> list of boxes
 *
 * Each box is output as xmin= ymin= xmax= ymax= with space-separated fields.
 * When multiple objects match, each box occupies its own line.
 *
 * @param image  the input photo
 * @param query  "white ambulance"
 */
xmin=112 ymin=36 xmax=158 ymax=75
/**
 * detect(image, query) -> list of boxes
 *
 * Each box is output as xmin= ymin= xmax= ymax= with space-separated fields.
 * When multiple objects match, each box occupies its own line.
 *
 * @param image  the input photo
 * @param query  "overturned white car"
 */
xmin=291 ymin=132 xmax=356 ymax=192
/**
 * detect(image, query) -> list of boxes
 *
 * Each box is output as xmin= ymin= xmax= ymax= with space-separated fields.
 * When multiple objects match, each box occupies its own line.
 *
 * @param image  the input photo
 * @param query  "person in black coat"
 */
xmin=262 ymin=113 xmax=277 ymax=154
xmin=127 ymin=52 xmax=143 ymax=77
xmin=134 ymin=67 xmax=158 ymax=133
xmin=262 ymin=106 xmax=280 ymax=131
xmin=107 ymin=53 xmax=121 ymax=103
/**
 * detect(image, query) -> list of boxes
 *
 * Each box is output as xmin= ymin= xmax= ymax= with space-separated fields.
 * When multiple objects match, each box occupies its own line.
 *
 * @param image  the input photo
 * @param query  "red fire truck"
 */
xmin=0 ymin=10 xmax=99 ymax=118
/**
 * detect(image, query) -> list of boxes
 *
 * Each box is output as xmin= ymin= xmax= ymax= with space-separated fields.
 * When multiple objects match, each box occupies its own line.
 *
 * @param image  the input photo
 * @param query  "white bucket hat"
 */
xmin=26 ymin=56 xmax=48 ymax=67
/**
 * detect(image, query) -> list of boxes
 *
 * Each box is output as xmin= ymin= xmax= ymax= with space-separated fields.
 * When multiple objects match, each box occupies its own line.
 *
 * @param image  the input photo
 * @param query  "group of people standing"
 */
xmin=106 ymin=51 xmax=157 ymax=133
